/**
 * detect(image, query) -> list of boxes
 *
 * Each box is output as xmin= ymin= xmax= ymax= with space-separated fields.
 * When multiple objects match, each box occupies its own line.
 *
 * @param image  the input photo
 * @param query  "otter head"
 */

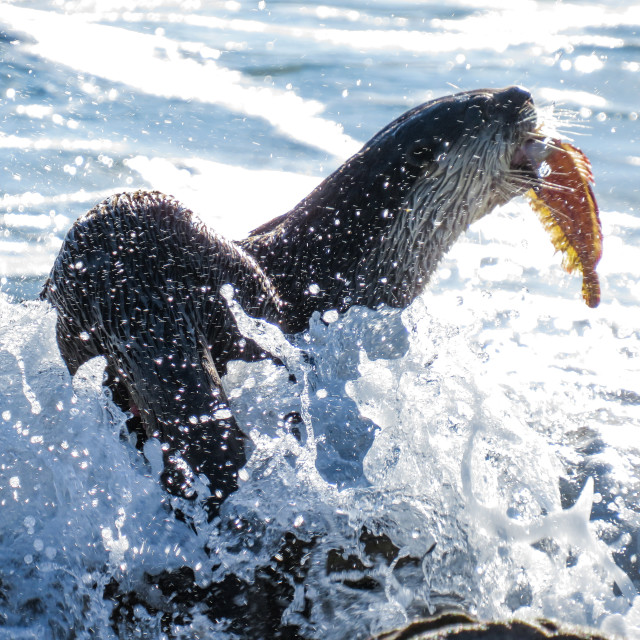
xmin=401 ymin=86 xmax=537 ymax=216
xmin=352 ymin=86 xmax=539 ymax=308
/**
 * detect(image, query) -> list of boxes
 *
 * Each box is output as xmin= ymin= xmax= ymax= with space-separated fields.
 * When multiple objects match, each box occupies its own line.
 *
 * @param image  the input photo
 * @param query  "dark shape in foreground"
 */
xmin=106 ymin=527 xmax=617 ymax=639
xmin=370 ymin=612 xmax=615 ymax=640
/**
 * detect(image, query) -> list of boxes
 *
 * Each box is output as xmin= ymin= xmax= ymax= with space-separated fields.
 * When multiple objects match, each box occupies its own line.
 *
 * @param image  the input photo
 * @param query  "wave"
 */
xmin=0 ymin=4 xmax=361 ymax=158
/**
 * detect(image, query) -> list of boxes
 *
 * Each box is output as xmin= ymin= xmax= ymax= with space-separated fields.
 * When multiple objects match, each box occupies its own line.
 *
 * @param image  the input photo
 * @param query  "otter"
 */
xmin=42 ymin=86 xmax=541 ymax=514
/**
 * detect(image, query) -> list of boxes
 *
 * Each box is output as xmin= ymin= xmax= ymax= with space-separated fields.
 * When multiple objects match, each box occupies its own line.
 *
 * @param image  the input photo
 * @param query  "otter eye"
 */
xmin=422 ymin=160 xmax=438 ymax=177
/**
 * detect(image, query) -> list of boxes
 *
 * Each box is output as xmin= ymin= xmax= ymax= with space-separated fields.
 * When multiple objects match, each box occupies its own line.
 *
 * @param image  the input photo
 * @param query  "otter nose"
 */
xmin=465 ymin=86 xmax=534 ymax=127
xmin=494 ymin=85 xmax=534 ymax=118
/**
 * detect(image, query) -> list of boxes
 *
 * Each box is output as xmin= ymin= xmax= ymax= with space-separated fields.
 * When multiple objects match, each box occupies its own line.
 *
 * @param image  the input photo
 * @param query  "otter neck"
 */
xmin=240 ymin=151 xmax=470 ymax=333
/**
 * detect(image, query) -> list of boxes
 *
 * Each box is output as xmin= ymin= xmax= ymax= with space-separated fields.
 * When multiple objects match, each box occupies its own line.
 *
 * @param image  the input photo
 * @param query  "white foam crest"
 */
xmin=537 ymin=87 xmax=608 ymax=109
xmin=125 ymin=155 xmax=321 ymax=239
xmin=15 ymin=103 xmax=53 ymax=119
xmin=0 ymin=133 xmax=121 ymax=152
xmin=0 ymin=4 xmax=360 ymax=158
xmin=0 ymin=190 xmax=123 ymax=278
xmin=1 ymin=188 xmax=113 ymax=211
xmin=0 ymin=240 xmax=59 ymax=276
xmin=87 ymin=3 xmax=634 ymax=54
xmin=2 ymin=212 xmax=70 ymax=231
xmin=462 ymin=429 xmax=635 ymax=603
xmin=429 ymin=3 xmax=631 ymax=53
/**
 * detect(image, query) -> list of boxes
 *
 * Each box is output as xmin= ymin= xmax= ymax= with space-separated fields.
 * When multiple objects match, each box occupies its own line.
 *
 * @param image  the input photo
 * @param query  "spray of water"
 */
xmin=0 ymin=286 xmax=638 ymax=638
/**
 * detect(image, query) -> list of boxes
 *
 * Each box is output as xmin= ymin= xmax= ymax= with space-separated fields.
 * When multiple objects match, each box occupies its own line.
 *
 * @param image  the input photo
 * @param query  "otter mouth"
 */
xmin=510 ymin=137 xmax=551 ymax=181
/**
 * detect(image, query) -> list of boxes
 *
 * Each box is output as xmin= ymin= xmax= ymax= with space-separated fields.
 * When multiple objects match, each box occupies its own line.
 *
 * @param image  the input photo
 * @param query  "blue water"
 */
xmin=0 ymin=1 xmax=639 ymax=638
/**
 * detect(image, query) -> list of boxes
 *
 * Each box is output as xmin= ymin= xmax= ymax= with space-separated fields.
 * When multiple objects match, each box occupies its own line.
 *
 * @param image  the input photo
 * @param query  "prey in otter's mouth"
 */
xmin=41 ymin=86 xmax=599 ymax=514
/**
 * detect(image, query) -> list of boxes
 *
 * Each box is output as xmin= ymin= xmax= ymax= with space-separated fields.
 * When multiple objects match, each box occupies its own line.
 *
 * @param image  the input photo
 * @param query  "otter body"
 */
xmin=43 ymin=86 xmax=539 ymax=511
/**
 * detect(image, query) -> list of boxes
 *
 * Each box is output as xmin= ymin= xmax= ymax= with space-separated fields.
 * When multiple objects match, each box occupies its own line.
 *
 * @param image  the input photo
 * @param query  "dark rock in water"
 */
xmin=104 ymin=526 xmax=618 ymax=640
xmin=105 ymin=531 xmax=314 ymax=639
xmin=369 ymin=613 xmax=616 ymax=640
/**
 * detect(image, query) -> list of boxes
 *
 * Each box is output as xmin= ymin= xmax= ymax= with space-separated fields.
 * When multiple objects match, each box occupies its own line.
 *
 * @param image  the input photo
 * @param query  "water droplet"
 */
xmin=537 ymin=161 xmax=551 ymax=178
xmin=322 ymin=309 xmax=339 ymax=323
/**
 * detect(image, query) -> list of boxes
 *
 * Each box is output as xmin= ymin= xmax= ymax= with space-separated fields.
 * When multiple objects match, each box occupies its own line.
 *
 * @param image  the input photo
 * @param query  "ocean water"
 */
xmin=0 ymin=1 xmax=639 ymax=638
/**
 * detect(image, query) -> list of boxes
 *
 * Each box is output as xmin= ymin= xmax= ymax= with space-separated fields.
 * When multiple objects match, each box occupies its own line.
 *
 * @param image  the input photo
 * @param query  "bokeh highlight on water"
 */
xmin=0 ymin=1 xmax=639 ymax=638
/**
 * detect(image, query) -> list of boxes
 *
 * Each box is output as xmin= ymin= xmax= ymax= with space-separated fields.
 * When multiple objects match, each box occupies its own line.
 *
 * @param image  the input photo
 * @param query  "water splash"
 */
xmin=0 ymin=274 xmax=639 ymax=637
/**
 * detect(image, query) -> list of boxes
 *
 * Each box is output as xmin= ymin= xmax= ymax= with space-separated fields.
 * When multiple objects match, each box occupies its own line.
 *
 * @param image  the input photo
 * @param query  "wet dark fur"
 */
xmin=42 ymin=86 xmax=537 ymax=513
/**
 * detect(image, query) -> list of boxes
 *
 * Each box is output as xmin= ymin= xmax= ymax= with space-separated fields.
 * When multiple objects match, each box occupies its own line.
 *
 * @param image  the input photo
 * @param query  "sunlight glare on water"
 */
xmin=0 ymin=0 xmax=639 ymax=638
